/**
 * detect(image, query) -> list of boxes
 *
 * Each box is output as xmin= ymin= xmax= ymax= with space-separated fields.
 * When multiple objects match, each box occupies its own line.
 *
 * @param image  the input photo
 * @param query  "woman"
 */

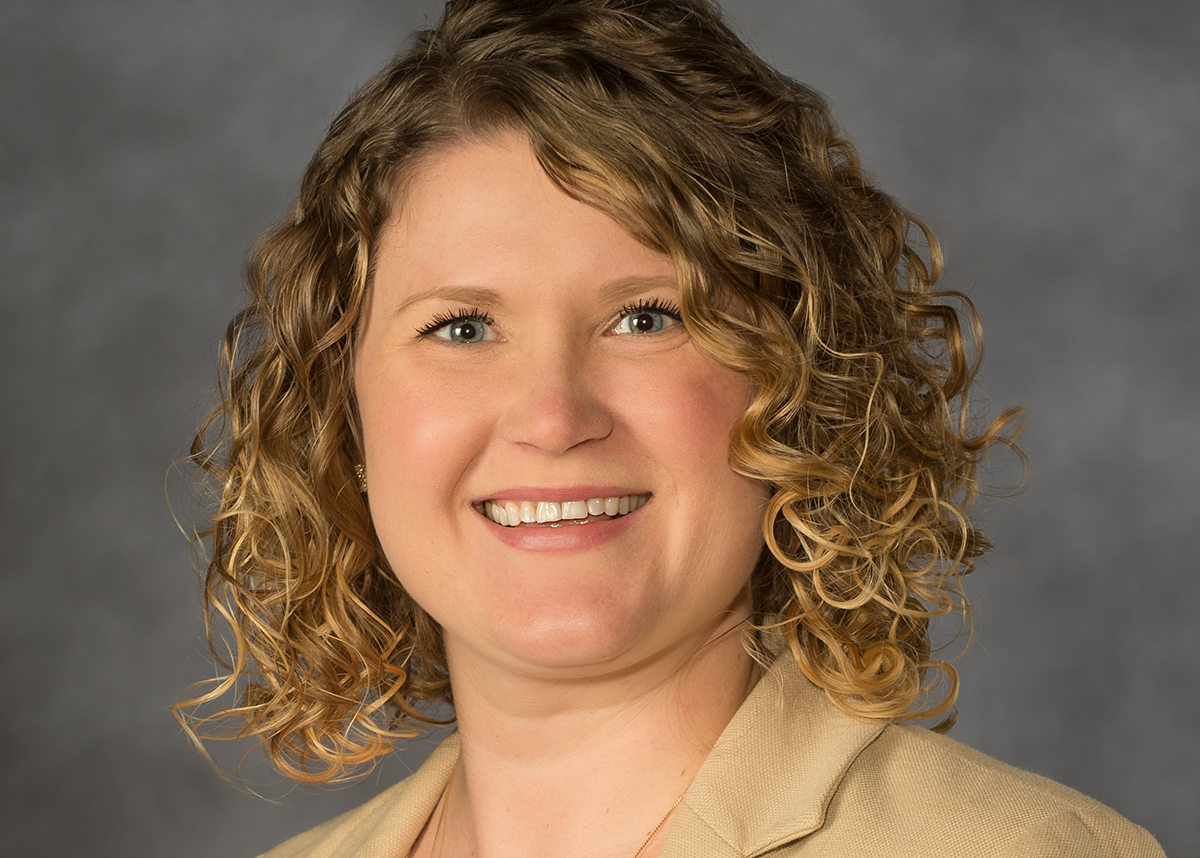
xmin=178 ymin=1 xmax=1165 ymax=856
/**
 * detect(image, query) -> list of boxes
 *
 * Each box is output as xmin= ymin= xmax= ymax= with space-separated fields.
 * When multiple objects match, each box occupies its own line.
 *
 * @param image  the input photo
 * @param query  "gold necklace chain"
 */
xmin=628 ymin=788 xmax=687 ymax=858
xmin=428 ymin=762 xmax=686 ymax=858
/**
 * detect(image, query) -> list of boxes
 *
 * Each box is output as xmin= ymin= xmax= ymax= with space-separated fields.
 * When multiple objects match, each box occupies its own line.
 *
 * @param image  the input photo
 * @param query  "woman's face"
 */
xmin=356 ymin=133 xmax=767 ymax=679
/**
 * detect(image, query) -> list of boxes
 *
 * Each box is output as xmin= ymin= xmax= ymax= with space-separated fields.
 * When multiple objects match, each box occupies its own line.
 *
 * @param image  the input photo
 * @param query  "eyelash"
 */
xmin=415 ymin=307 xmax=496 ymax=337
xmin=614 ymin=298 xmax=683 ymax=326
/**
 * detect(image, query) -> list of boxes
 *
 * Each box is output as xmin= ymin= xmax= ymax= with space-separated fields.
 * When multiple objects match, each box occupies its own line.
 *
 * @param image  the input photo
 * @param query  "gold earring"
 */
xmin=354 ymin=464 xmax=367 ymax=493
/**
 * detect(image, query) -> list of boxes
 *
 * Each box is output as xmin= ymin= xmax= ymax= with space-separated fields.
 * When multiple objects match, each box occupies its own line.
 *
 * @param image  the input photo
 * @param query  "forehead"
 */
xmin=374 ymin=132 xmax=677 ymax=301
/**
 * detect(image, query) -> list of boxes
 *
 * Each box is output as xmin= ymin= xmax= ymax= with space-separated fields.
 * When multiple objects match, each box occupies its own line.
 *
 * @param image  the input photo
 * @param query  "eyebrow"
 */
xmin=393 ymin=275 xmax=679 ymax=315
xmin=598 ymin=275 xmax=679 ymax=304
xmin=393 ymin=286 xmax=509 ymax=316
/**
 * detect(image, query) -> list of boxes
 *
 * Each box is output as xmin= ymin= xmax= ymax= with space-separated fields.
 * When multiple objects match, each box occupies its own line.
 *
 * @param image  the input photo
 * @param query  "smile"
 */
xmin=482 ymin=494 xmax=649 ymax=527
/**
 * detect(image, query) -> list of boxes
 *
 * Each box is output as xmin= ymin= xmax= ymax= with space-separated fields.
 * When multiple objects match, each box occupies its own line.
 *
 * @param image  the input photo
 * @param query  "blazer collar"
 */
xmin=319 ymin=733 xmax=460 ymax=858
xmin=662 ymin=655 xmax=887 ymax=858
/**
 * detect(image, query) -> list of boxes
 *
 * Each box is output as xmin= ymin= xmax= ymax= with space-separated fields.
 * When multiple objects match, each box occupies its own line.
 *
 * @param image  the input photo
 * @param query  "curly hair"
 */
xmin=176 ymin=0 xmax=1022 ymax=783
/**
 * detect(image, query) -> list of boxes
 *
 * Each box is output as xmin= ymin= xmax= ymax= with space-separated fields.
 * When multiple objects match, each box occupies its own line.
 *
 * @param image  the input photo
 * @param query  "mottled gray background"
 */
xmin=1 ymin=0 xmax=1196 ymax=855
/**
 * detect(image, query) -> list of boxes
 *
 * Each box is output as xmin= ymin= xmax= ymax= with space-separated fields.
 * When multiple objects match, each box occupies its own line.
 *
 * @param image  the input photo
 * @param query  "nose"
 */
xmin=498 ymin=342 xmax=613 ymax=455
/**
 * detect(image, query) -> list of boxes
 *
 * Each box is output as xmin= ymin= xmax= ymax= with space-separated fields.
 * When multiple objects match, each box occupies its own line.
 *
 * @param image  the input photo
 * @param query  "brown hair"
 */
xmin=177 ymin=0 xmax=1022 ymax=783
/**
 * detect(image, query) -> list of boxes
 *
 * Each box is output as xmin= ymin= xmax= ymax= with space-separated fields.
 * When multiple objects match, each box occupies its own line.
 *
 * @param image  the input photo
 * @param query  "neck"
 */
xmin=432 ymin=601 xmax=757 ymax=858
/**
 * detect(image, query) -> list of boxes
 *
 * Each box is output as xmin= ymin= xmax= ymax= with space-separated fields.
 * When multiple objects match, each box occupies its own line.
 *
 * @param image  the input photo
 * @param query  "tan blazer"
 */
xmin=259 ymin=658 xmax=1165 ymax=857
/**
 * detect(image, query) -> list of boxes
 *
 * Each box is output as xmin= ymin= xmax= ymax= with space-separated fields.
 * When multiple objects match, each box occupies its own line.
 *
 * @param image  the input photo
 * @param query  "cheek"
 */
xmin=362 ymin=373 xmax=444 ymax=481
xmin=357 ymin=364 xmax=500 ymax=629
xmin=617 ymin=351 xmax=765 ymax=550
xmin=386 ymin=377 xmax=476 ymax=459
xmin=356 ymin=362 xmax=490 ymax=558
xmin=633 ymin=355 xmax=751 ymax=471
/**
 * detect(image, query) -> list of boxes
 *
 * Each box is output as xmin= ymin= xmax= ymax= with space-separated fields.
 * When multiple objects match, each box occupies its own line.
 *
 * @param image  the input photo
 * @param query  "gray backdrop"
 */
xmin=2 ymin=1 xmax=1196 ymax=855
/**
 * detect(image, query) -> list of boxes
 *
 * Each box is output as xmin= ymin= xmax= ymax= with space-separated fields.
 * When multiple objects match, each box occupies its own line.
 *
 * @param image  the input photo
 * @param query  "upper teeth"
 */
xmin=483 ymin=494 xmax=649 ymax=527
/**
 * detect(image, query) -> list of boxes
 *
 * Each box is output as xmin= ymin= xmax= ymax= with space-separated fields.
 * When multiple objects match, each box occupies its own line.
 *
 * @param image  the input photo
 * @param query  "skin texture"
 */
xmin=354 ymin=133 xmax=768 ymax=857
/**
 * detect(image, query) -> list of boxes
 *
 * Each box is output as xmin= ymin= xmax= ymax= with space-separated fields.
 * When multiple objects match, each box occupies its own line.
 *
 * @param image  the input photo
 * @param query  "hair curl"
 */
xmin=176 ymin=0 xmax=1023 ymax=783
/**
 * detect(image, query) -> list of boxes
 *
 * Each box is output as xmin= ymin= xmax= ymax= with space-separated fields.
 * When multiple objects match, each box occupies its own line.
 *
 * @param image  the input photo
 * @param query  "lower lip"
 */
xmin=478 ymin=506 xmax=642 ymax=552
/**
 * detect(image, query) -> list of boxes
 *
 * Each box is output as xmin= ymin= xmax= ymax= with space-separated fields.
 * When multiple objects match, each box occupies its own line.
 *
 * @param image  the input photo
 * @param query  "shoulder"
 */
xmin=256 ymin=734 xmax=459 ymax=858
xmin=818 ymin=722 xmax=1165 ymax=857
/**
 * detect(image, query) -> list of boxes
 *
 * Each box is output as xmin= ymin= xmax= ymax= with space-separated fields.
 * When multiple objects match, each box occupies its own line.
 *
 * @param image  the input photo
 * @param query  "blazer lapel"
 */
xmin=286 ymin=732 xmax=460 ymax=858
xmin=660 ymin=657 xmax=887 ymax=858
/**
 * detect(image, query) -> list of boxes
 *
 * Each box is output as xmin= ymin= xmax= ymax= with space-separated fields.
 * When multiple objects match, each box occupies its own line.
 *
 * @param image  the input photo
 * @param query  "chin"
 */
xmin=484 ymin=594 xmax=663 ymax=674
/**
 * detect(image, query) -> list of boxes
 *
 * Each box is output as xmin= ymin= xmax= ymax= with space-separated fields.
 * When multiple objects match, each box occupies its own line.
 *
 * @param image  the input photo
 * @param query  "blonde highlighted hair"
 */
xmin=177 ymin=0 xmax=1022 ymax=782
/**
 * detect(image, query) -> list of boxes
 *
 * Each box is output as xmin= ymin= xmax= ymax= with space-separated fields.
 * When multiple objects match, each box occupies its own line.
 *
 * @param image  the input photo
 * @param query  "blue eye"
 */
xmin=438 ymin=318 xmax=491 ymax=343
xmin=612 ymin=301 xmax=681 ymax=335
xmin=417 ymin=308 xmax=496 ymax=343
